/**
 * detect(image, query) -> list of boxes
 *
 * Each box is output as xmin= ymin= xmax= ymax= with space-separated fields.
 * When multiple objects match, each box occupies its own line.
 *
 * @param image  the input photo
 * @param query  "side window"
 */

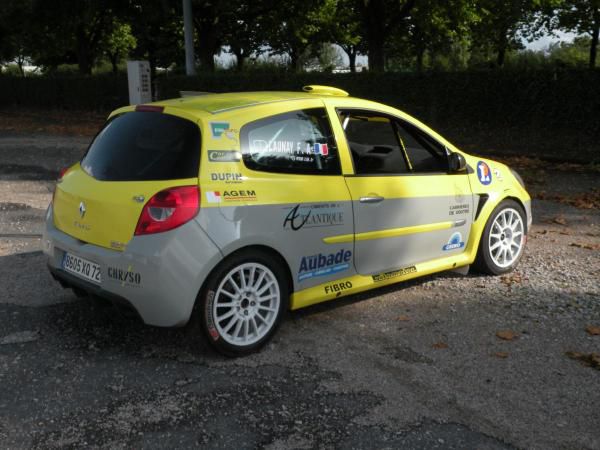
xmin=240 ymin=108 xmax=340 ymax=175
xmin=395 ymin=121 xmax=449 ymax=173
xmin=339 ymin=111 xmax=409 ymax=175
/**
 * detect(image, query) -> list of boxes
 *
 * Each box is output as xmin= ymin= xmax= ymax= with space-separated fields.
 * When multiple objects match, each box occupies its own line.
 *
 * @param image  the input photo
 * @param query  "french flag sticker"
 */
xmin=206 ymin=191 xmax=221 ymax=203
xmin=313 ymin=143 xmax=329 ymax=156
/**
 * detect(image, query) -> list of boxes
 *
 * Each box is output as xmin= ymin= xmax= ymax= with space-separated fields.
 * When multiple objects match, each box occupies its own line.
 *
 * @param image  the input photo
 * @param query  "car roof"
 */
xmin=157 ymin=90 xmax=350 ymax=116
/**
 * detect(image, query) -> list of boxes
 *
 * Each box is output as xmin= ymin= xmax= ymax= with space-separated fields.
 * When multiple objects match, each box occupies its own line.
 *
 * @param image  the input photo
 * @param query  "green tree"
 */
xmin=470 ymin=0 xmax=543 ymax=68
xmin=102 ymin=22 xmax=137 ymax=73
xmin=553 ymin=0 xmax=600 ymax=68
xmin=268 ymin=0 xmax=331 ymax=71
xmin=128 ymin=0 xmax=184 ymax=76
xmin=358 ymin=0 xmax=416 ymax=71
xmin=0 ymin=0 xmax=34 ymax=76
xmin=324 ymin=0 xmax=365 ymax=72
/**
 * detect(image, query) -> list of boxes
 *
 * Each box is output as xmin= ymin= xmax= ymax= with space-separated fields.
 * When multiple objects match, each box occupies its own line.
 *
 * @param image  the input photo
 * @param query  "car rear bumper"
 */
xmin=43 ymin=205 xmax=223 ymax=327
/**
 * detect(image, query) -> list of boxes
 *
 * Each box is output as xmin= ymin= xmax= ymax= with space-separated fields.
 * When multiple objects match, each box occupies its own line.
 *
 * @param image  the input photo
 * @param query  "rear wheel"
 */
xmin=198 ymin=250 xmax=288 ymax=356
xmin=474 ymin=200 xmax=526 ymax=275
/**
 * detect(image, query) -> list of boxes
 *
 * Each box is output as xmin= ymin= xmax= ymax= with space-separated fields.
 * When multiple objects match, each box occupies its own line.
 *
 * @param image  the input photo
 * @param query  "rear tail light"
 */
xmin=134 ymin=186 xmax=199 ymax=236
xmin=58 ymin=166 xmax=70 ymax=180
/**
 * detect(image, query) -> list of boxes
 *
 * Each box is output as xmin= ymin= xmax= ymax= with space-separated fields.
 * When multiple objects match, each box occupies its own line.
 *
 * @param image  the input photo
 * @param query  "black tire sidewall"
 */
xmin=476 ymin=200 xmax=527 ymax=276
xmin=199 ymin=250 xmax=288 ymax=356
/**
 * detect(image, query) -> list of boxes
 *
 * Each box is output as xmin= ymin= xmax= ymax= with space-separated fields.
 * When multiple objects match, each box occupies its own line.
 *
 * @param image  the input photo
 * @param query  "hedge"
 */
xmin=1 ymin=70 xmax=599 ymax=161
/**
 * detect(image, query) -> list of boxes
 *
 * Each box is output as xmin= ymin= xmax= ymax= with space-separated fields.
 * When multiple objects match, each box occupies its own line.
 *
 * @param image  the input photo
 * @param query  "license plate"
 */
xmin=62 ymin=252 xmax=102 ymax=284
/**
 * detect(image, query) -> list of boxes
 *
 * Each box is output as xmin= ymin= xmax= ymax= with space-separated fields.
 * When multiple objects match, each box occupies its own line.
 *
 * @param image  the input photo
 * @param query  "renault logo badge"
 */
xmin=79 ymin=201 xmax=86 ymax=219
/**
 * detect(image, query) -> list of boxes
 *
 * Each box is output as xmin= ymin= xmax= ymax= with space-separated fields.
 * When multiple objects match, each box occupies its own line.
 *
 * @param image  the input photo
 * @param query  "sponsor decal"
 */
xmin=210 ymin=122 xmax=230 ymax=138
xmin=372 ymin=266 xmax=417 ymax=282
xmin=477 ymin=161 xmax=492 ymax=185
xmin=208 ymin=150 xmax=241 ymax=163
xmin=283 ymin=203 xmax=344 ymax=231
xmin=324 ymin=280 xmax=353 ymax=297
xmin=298 ymin=249 xmax=352 ymax=281
xmin=442 ymin=232 xmax=465 ymax=251
xmin=249 ymin=139 xmax=330 ymax=162
xmin=206 ymin=190 xmax=257 ymax=203
xmin=73 ymin=221 xmax=91 ymax=231
xmin=449 ymin=203 xmax=470 ymax=216
xmin=110 ymin=241 xmax=125 ymax=250
xmin=108 ymin=265 xmax=141 ymax=287
xmin=210 ymin=172 xmax=243 ymax=183
xmin=493 ymin=168 xmax=503 ymax=181
xmin=205 ymin=290 xmax=219 ymax=341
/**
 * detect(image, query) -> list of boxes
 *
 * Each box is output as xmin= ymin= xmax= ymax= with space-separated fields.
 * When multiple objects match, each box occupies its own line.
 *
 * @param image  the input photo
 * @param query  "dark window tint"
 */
xmin=340 ymin=111 xmax=408 ymax=174
xmin=81 ymin=112 xmax=200 ymax=181
xmin=395 ymin=121 xmax=448 ymax=173
xmin=241 ymin=108 xmax=340 ymax=175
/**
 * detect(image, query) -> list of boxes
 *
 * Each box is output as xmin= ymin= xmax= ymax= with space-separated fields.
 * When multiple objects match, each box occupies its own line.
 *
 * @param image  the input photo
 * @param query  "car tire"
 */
xmin=474 ymin=199 xmax=527 ymax=276
xmin=197 ymin=249 xmax=289 ymax=357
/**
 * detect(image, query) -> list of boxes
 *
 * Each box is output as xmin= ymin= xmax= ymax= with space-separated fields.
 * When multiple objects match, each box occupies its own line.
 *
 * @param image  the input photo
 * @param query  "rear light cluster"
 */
xmin=134 ymin=186 xmax=200 ymax=236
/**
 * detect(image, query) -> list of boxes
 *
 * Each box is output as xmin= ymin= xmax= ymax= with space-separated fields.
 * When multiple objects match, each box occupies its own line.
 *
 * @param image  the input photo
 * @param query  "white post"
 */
xmin=183 ymin=0 xmax=196 ymax=75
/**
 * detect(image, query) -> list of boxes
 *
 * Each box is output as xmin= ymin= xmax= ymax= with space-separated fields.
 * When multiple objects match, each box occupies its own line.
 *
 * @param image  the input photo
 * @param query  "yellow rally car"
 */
xmin=43 ymin=85 xmax=531 ymax=356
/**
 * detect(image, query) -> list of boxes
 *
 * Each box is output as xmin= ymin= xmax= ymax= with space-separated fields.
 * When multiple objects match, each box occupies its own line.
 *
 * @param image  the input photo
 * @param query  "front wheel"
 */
xmin=198 ymin=250 xmax=288 ymax=356
xmin=474 ymin=200 xmax=527 ymax=275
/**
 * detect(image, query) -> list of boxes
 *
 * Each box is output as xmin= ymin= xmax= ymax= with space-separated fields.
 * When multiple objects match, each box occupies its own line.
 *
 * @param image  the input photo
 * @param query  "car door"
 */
xmin=335 ymin=109 xmax=473 ymax=275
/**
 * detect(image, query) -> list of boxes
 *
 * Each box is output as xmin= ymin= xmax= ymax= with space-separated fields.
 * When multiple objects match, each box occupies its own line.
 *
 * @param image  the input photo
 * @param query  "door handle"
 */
xmin=359 ymin=195 xmax=384 ymax=204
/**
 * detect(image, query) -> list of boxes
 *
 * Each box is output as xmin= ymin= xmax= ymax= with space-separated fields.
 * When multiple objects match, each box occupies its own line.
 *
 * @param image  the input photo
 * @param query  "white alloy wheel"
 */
xmin=212 ymin=262 xmax=281 ymax=347
xmin=488 ymin=207 xmax=525 ymax=269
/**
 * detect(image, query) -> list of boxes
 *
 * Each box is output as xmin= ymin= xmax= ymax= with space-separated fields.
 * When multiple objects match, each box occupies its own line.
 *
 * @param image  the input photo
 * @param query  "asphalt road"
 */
xmin=0 ymin=134 xmax=599 ymax=449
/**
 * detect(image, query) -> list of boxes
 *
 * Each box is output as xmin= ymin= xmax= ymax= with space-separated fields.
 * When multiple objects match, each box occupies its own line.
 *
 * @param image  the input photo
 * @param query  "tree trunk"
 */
xmin=367 ymin=37 xmax=385 ymax=72
xmin=590 ymin=22 xmax=599 ymax=69
xmin=496 ymin=46 xmax=506 ymax=68
xmin=348 ymin=47 xmax=357 ymax=73
xmin=416 ymin=47 xmax=425 ymax=73
xmin=109 ymin=52 xmax=119 ymax=74
xmin=76 ymin=28 xmax=94 ymax=75
xmin=233 ymin=47 xmax=246 ymax=72
xmin=342 ymin=45 xmax=357 ymax=73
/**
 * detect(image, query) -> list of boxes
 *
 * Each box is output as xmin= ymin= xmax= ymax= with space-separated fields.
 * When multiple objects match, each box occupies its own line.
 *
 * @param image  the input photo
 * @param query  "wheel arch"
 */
xmin=197 ymin=244 xmax=294 ymax=307
xmin=502 ymin=195 xmax=529 ymax=233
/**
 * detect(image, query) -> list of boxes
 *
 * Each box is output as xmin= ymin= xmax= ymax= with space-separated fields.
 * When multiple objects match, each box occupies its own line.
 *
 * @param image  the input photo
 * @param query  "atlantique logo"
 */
xmin=283 ymin=204 xmax=344 ymax=231
xmin=298 ymin=249 xmax=352 ymax=281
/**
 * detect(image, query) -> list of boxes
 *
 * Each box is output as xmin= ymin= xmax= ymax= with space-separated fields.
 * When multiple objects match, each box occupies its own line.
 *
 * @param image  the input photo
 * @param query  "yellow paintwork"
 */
xmin=323 ymin=220 xmax=455 ymax=244
xmin=54 ymin=86 xmax=531 ymax=308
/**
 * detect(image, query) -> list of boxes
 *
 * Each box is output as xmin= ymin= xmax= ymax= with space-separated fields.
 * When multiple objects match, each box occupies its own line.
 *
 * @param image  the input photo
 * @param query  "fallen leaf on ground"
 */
xmin=493 ymin=352 xmax=509 ymax=358
xmin=395 ymin=315 xmax=410 ymax=321
xmin=501 ymin=273 xmax=522 ymax=286
xmin=570 ymin=242 xmax=600 ymax=250
xmin=586 ymin=325 xmax=600 ymax=336
xmin=565 ymin=351 xmax=600 ymax=370
xmin=432 ymin=342 xmax=448 ymax=349
xmin=496 ymin=330 xmax=519 ymax=341
xmin=552 ymin=216 xmax=567 ymax=225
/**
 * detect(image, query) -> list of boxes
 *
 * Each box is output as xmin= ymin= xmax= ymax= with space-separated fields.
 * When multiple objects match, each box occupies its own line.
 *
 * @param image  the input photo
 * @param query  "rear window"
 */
xmin=81 ymin=112 xmax=200 ymax=181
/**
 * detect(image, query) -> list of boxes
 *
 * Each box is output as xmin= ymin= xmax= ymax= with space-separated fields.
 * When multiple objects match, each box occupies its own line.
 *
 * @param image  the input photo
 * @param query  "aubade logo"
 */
xmin=298 ymin=249 xmax=352 ymax=281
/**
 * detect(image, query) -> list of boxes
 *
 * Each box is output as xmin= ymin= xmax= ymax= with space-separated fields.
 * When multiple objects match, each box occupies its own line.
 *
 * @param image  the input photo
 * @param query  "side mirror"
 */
xmin=449 ymin=152 xmax=467 ymax=173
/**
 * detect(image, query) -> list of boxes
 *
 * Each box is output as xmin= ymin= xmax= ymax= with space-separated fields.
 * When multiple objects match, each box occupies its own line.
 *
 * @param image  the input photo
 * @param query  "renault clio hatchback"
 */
xmin=44 ymin=85 xmax=532 ymax=356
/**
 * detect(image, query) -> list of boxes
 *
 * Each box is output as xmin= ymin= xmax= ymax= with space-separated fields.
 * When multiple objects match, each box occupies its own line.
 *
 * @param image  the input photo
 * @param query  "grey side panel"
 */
xmin=196 ymin=201 xmax=355 ymax=292
xmin=43 ymin=208 xmax=223 ymax=327
xmin=352 ymin=195 xmax=473 ymax=275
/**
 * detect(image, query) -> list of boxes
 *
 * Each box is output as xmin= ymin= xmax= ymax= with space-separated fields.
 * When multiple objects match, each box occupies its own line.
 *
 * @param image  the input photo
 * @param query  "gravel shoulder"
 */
xmin=0 ymin=133 xmax=599 ymax=449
